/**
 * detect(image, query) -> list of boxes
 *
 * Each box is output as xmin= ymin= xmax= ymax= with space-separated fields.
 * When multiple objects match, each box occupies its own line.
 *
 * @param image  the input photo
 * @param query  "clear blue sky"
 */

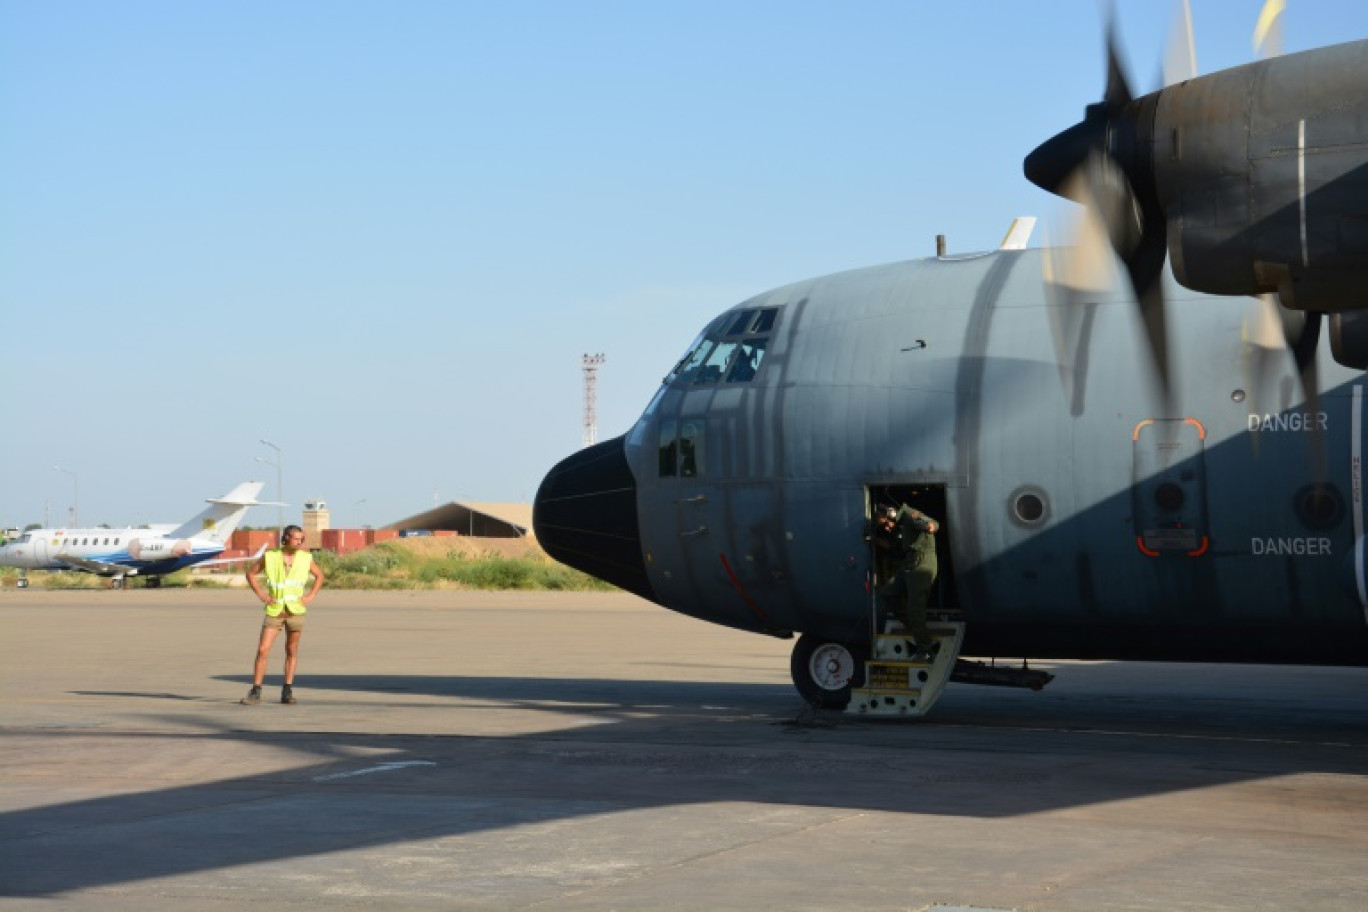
xmin=2 ymin=0 xmax=1362 ymax=530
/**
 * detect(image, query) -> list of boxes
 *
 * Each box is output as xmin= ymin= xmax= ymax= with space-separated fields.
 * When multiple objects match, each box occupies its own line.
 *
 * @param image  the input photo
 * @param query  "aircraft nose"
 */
xmin=533 ymin=434 xmax=654 ymax=602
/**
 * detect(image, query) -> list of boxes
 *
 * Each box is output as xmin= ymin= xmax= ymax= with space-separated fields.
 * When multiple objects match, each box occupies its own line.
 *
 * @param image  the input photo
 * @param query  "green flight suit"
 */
xmin=877 ymin=505 xmax=938 ymax=646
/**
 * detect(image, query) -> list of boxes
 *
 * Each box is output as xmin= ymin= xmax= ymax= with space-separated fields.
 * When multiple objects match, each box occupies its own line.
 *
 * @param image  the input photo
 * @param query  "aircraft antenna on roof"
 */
xmin=582 ymin=353 xmax=606 ymax=448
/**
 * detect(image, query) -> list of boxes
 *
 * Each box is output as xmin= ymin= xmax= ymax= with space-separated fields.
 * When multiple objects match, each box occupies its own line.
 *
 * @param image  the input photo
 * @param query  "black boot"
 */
xmin=281 ymin=684 xmax=296 ymax=705
xmin=240 ymin=685 xmax=262 ymax=705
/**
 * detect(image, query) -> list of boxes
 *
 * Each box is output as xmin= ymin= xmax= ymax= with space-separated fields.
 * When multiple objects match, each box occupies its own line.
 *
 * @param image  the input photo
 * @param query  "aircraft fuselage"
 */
xmin=536 ymin=249 xmax=1368 ymax=667
xmin=0 ymin=528 xmax=221 ymax=575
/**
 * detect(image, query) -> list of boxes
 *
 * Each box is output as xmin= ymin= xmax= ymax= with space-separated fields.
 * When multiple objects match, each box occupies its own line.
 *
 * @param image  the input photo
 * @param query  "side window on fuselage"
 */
xmin=679 ymin=419 xmax=703 ymax=477
xmin=658 ymin=418 xmax=678 ymax=477
xmin=658 ymin=418 xmax=705 ymax=478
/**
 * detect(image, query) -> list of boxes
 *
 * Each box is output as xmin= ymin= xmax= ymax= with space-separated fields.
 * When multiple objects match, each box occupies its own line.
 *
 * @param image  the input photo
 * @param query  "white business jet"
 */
xmin=0 ymin=481 xmax=274 ymax=589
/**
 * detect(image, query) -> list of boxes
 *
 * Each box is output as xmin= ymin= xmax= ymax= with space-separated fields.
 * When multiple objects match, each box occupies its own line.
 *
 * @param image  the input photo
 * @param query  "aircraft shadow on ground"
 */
xmin=4 ymin=666 xmax=1368 ymax=897
xmin=220 ymin=671 xmax=799 ymax=709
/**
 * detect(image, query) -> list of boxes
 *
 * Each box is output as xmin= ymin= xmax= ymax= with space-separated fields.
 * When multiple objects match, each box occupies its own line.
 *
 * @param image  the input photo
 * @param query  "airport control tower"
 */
xmin=302 ymin=500 xmax=330 ymax=542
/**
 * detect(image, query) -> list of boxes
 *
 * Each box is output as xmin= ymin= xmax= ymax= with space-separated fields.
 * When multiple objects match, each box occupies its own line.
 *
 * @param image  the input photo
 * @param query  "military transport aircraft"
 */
xmin=0 ymin=481 xmax=271 ymax=589
xmin=534 ymin=32 xmax=1368 ymax=717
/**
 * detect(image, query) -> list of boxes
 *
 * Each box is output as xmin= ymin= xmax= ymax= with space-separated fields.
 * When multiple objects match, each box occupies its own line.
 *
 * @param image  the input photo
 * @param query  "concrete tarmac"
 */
xmin=1 ymin=587 xmax=1366 ymax=911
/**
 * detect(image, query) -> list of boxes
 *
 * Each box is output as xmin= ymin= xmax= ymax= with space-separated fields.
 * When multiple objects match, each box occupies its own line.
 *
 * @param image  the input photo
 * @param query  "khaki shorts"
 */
xmin=263 ymin=612 xmax=305 ymax=633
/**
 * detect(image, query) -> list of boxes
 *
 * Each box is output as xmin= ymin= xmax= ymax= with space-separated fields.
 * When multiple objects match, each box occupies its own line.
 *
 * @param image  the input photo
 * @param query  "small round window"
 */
xmin=1295 ymin=484 xmax=1344 ymax=531
xmin=1010 ymin=487 xmax=1049 ymax=526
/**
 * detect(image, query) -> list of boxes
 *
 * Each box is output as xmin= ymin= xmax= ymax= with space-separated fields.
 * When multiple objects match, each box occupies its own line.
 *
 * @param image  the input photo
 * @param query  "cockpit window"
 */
xmin=665 ymin=306 xmax=780 ymax=388
xmin=726 ymin=310 xmax=756 ymax=335
xmin=751 ymin=309 xmax=777 ymax=333
xmin=694 ymin=341 xmax=738 ymax=384
xmin=671 ymin=340 xmax=715 ymax=385
xmin=725 ymin=339 xmax=766 ymax=381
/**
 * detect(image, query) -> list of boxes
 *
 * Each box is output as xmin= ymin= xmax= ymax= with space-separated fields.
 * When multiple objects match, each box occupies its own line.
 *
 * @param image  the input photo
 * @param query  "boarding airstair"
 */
xmin=847 ymin=610 xmax=965 ymax=717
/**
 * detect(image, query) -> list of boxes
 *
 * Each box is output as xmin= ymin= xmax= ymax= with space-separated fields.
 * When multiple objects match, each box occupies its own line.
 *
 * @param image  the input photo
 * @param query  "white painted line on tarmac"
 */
xmin=313 ymin=760 xmax=437 ymax=781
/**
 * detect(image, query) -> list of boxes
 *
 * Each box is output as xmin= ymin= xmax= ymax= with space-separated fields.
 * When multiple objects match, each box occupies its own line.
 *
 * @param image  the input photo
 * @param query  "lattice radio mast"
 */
xmin=581 ymin=353 xmax=605 ymax=448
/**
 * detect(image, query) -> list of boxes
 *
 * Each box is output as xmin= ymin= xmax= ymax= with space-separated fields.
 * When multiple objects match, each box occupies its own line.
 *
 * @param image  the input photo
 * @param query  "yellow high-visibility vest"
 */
xmin=263 ymin=549 xmax=313 ymax=616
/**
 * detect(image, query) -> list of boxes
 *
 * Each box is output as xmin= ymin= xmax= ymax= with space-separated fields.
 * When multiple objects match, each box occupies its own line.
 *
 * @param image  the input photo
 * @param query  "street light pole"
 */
xmin=53 ymin=466 xmax=78 ymax=527
xmin=258 ymin=438 xmax=283 ymax=535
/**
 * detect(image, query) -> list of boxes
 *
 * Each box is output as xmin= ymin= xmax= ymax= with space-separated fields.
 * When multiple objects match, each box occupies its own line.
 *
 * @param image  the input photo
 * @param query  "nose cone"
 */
xmin=533 ymin=434 xmax=654 ymax=602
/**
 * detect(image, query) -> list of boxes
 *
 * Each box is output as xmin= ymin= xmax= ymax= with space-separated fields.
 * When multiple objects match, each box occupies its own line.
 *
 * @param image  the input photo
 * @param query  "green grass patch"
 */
xmin=0 ymin=544 xmax=615 ymax=592
xmin=311 ymin=543 xmax=615 ymax=591
xmin=0 ymin=567 xmax=231 ymax=589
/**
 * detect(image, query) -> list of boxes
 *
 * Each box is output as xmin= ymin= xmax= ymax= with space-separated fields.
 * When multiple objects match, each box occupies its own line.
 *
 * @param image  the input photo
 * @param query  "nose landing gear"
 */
xmin=789 ymin=634 xmax=868 ymax=709
xmin=787 ymin=615 xmax=966 ymax=716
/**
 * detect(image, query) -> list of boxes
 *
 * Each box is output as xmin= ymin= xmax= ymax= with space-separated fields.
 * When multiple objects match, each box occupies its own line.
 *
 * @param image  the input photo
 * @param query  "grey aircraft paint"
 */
xmin=535 ymin=37 xmax=1368 ymax=712
xmin=539 ymin=249 xmax=1367 ymax=660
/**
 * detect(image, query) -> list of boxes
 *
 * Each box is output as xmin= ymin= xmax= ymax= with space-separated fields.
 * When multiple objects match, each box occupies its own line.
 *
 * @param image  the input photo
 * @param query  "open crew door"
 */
xmin=850 ymin=484 xmax=964 ymax=717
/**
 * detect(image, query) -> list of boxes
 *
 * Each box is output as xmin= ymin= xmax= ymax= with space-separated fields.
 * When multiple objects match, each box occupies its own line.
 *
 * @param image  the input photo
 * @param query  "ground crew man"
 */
xmin=241 ymin=525 xmax=324 ymax=705
xmin=874 ymin=504 xmax=939 ymax=658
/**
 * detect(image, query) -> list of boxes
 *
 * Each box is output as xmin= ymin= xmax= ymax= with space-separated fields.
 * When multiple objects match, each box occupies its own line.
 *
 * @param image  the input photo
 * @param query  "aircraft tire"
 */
xmin=790 ymin=633 xmax=867 ymax=710
xmin=111 ymin=578 xmax=124 ymax=590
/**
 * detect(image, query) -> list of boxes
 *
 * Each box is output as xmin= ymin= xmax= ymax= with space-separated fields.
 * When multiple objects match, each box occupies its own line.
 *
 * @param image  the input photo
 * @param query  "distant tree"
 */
xmin=24 ymin=523 xmax=41 ymax=532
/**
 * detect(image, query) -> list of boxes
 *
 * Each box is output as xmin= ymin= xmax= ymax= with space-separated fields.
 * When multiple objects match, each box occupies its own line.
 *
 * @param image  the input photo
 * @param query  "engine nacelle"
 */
xmin=1151 ymin=42 xmax=1368 ymax=311
xmin=127 ymin=538 xmax=193 ymax=560
xmin=1330 ymin=312 xmax=1368 ymax=370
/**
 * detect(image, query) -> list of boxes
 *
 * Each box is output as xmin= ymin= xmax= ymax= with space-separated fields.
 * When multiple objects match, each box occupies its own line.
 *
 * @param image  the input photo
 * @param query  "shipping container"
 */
xmin=230 ymin=530 xmax=277 ymax=552
xmin=320 ymin=529 xmax=368 ymax=555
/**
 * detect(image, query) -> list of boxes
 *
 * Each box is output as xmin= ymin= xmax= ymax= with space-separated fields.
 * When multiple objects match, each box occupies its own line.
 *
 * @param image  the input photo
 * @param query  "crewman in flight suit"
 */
xmin=874 ymin=504 xmax=940 ymax=658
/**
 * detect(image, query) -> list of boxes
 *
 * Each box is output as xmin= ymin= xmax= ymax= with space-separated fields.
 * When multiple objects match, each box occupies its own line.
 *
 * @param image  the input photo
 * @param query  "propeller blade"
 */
xmin=1104 ymin=21 xmax=1134 ymax=110
xmin=1025 ymin=18 xmax=1132 ymax=197
xmin=1253 ymin=0 xmax=1286 ymax=59
xmin=1044 ymin=165 xmax=1173 ymax=414
xmin=1163 ymin=0 xmax=1198 ymax=85
xmin=1042 ymin=207 xmax=1109 ymax=417
xmin=1122 ymin=226 xmax=1175 ymax=413
xmin=1077 ymin=151 xmax=1174 ymax=411
xmin=1283 ymin=308 xmax=1323 ymax=411
xmin=1288 ymin=307 xmax=1326 ymax=477
xmin=1082 ymin=150 xmax=1143 ymax=257
xmin=1246 ymin=294 xmax=1287 ymax=349
xmin=1029 ymin=14 xmax=1173 ymax=412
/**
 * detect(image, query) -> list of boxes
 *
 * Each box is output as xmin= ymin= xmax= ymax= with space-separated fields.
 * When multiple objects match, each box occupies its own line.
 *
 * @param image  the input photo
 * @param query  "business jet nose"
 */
xmin=533 ymin=434 xmax=654 ymax=602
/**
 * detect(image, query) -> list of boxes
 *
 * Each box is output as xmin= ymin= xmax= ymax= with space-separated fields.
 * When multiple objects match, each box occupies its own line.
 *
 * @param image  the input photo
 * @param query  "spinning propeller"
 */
xmin=1026 ymin=1 xmax=1319 ymax=418
xmin=1025 ymin=22 xmax=1172 ymax=411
